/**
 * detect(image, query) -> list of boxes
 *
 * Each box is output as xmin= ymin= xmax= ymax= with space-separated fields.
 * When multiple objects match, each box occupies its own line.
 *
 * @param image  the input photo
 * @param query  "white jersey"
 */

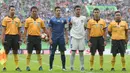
xmin=70 ymin=16 xmax=87 ymax=39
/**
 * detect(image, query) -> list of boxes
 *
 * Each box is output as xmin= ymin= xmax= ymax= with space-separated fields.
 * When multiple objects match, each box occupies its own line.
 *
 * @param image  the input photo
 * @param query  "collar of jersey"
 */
xmin=93 ymin=18 xmax=100 ymax=21
xmin=30 ymin=16 xmax=39 ymax=20
xmin=8 ymin=16 xmax=16 ymax=19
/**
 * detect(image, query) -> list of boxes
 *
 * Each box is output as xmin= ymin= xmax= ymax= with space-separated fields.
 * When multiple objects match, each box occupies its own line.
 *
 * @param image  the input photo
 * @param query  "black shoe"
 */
xmin=26 ymin=66 xmax=31 ymax=71
xmin=81 ymin=67 xmax=85 ymax=72
xmin=38 ymin=66 xmax=43 ymax=71
xmin=90 ymin=68 xmax=93 ymax=71
xmin=2 ymin=67 xmax=6 ymax=71
xmin=70 ymin=67 xmax=74 ymax=71
xmin=111 ymin=68 xmax=115 ymax=71
xmin=15 ymin=67 xmax=22 ymax=72
xmin=122 ymin=68 xmax=126 ymax=71
xmin=100 ymin=68 xmax=103 ymax=71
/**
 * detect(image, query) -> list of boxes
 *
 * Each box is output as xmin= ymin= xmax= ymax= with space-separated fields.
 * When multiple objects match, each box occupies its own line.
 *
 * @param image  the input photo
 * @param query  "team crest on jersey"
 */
xmin=57 ymin=20 xmax=60 ymax=22
xmin=12 ymin=20 xmax=15 ymax=24
xmin=34 ymin=21 xmax=37 ymax=25
xmin=81 ymin=20 xmax=84 ymax=23
xmin=62 ymin=20 xmax=64 ymax=23
xmin=100 ymin=24 xmax=103 ymax=28
xmin=15 ymin=22 xmax=19 ymax=27
xmin=37 ymin=22 xmax=40 ymax=27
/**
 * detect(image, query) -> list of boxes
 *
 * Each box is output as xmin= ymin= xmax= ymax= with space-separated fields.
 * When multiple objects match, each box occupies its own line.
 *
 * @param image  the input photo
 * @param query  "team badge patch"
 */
xmin=34 ymin=21 xmax=37 ymax=25
xmin=62 ymin=20 xmax=64 ymax=23
xmin=12 ymin=20 xmax=15 ymax=24
xmin=81 ymin=20 xmax=84 ymax=23
xmin=37 ymin=22 xmax=41 ymax=27
xmin=15 ymin=22 xmax=19 ymax=27
xmin=100 ymin=24 xmax=103 ymax=28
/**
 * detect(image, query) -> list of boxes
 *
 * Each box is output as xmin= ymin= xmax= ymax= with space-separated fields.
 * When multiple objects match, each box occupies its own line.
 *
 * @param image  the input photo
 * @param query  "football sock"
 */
xmin=37 ymin=54 xmax=42 ymax=66
xmin=111 ymin=56 xmax=115 ymax=68
xmin=70 ymin=51 xmax=76 ymax=68
xmin=90 ymin=55 xmax=94 ymax=68
xmin=26 ymin=54 xmax=31 ymax=67
xmin=121 ymin=57 xmax=125 ymax=68
xmin=3 ymin=55 xmax=8 ymax=68
xmin=13 ymin=54 xmax=19 ymax=68
xmin=100 ymin=56 xmax=103 ymax=68
xmin=61 ymin=52 xmax=66 ymax=68
xmin=49 ymin=51 xmax=55 ymax=69
xmin=79 ymin=51 xmax=84 ymax=68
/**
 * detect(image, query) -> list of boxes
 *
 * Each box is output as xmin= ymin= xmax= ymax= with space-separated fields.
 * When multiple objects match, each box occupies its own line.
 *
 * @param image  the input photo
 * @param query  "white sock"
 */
xmin=70 ymin=51 xmax=76 ymax=68
xmin=79 ymin=51 xmax=84 ymax=68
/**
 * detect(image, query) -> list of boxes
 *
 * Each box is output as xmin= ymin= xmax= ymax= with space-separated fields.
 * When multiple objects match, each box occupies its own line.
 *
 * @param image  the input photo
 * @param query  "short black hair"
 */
xmin=9 ymin=5 xmax=15 ymax=10
xmin=74 ymin=5 xmax=81 ymax=10
xmin=55 ymin=6 xmax=61 ymax=11
xmin=93 ymin=8 xmax=100 ymax=12
xmin=30 ymin=6 xmax=38 ymax=11
xmin=115 ymin=11 xmax=121 ymax=15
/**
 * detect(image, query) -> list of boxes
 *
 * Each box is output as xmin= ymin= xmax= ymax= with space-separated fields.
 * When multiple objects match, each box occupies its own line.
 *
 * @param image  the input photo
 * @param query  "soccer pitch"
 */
xmin=0 ymin=55 xmax=130 ymax=73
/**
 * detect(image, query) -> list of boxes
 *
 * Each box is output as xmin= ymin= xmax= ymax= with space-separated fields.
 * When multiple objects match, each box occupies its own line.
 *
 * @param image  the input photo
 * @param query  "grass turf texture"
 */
xmin=0 ymin=55 xmax=130 ymax=73
xmin=0 ymin=42 xmax=130 ymax=50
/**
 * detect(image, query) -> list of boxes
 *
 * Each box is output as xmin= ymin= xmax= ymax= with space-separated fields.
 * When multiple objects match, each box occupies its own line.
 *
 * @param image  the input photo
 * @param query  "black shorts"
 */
xmin=4 ymin=35 xmax=20 ymax=54
xmin=27 ymin=35 xmax=41 ymax=54
xmin=90 ymin=36 xmax=104 ymax=55
xmin=111 ymin=40 xmax=126 ymax=54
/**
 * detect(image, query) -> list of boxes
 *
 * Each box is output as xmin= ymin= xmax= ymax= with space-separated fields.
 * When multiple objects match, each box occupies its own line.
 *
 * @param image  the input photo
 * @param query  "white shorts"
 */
xmin=70 ymin=37 xmax=85 ymax=50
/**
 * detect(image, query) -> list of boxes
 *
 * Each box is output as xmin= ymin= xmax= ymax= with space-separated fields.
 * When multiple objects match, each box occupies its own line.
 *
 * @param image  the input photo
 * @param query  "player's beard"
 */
xmin=115 ymin=19 xmax=121 ymax=23
xmin=115 ymin=18 xmax=121 ymax=23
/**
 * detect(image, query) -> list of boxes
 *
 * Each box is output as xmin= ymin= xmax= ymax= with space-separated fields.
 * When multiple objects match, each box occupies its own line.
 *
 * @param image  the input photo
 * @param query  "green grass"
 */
xmin=0 ymin=55 xmax=130 ymax=73
xmin=0 ymin=42 xmax=130 ymax=50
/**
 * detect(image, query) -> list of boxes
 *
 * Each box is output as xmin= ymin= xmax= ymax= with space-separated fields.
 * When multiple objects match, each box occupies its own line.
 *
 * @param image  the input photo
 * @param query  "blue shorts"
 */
xmin=50 ymin=38 xmax=66 ymax=52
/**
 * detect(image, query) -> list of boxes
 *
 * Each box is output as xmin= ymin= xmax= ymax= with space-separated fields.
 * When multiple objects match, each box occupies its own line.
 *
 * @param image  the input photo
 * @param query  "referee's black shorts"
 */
xmin=111 ymin=40 xmax=127 ymax=55
xmin=27 ymin=35 xmax=41 ymax=54
xmin=4 ymin=34 xmax=20 ymax=54
xmin=90 ymin=36 xmax=104 ymax=55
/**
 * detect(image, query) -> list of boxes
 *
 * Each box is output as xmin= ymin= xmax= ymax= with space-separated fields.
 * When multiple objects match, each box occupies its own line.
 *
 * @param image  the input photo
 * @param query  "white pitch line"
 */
xmin=19 ymin=58 xmax=80 ymax=71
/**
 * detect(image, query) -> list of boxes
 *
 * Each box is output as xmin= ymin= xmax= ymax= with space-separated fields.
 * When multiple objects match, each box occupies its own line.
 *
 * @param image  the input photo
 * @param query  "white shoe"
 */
xmin=62 ymin=68 xmax=66 ymax=71
xmin=49 ymin=68 xmax=52 ymax=71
